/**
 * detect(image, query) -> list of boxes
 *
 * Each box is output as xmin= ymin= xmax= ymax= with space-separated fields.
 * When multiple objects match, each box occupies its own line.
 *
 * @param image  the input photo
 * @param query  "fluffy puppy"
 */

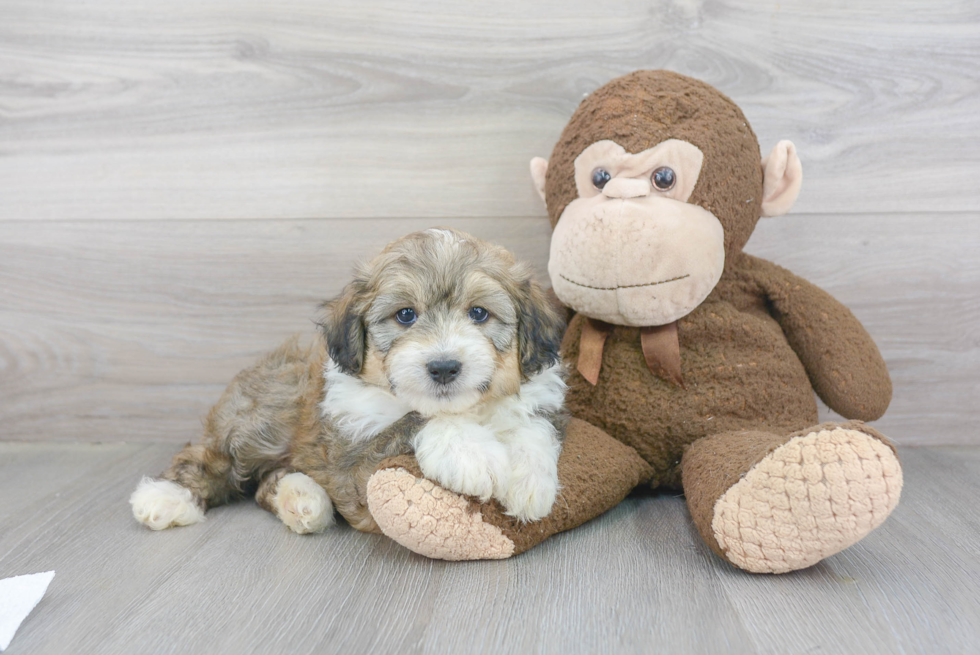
xmin=130 ymin=228 xmax=568 ymax=536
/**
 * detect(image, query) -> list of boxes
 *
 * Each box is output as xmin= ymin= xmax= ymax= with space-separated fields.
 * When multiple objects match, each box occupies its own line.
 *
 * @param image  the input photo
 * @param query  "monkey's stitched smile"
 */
xmin=559 ymin=273 xmax=690 ymax=291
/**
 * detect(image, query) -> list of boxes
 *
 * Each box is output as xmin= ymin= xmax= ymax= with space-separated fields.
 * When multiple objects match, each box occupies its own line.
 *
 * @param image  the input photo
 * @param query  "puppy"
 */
xmin=130 ymin=228 xmax=568 ymax=536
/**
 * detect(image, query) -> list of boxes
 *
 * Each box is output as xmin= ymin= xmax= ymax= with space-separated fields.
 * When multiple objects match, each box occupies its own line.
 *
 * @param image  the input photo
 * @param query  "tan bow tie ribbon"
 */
xmin=577 ymin=318 xmax=684 ymax=387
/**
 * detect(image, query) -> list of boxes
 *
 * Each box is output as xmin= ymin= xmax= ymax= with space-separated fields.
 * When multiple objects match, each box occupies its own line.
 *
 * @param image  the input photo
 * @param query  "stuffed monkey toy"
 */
xmin=366 ymin=70 xmax=902 ymax=574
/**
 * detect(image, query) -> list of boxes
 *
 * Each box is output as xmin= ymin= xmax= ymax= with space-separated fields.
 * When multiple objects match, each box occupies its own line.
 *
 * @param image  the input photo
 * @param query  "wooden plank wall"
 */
xmin=1 ymin=0 xmax=977 ymax=445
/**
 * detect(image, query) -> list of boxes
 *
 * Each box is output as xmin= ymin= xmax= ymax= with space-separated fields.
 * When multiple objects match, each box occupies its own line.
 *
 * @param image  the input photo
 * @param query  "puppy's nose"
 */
xmin=427 ymin=359 xmax=462 ymax=385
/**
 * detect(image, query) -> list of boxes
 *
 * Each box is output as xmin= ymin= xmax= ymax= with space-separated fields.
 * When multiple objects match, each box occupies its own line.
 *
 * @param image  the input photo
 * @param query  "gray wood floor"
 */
xmin=0 ymin=442 xmax=977 ymax=655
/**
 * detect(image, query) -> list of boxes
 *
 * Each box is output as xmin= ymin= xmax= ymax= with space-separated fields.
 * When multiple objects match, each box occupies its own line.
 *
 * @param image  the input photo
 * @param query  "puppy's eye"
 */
xmin=468 ymin=307 xmax=489 ymax=323
xmin=395 ymin=308 xmax=417 ymax=325
xmin=651 ymin=166 xmax=676 ymax=191
xmin=591 ymin=168 xmax=611 ymax=190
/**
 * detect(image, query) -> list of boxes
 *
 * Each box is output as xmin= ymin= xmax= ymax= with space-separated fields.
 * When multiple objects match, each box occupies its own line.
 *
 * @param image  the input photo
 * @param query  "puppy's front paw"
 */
xmin=501 ymin=424 xmax=561 ymax=522
xmin=503 ymin=463 xmax=559 ymax=523
xmin=415 ymin=422 xmax=510 ymax=502
xmin=449 ymin=440 xmax=511 ymax=502
xmin=130 ymin=478 xmax=205 ymax=530
xmin=274 ymin=472 xmax=335 ymax=534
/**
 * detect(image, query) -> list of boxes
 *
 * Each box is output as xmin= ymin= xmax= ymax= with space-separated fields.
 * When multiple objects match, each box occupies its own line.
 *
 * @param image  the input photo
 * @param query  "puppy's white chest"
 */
xmin=321 ymin=362 xmax=411 ymax=441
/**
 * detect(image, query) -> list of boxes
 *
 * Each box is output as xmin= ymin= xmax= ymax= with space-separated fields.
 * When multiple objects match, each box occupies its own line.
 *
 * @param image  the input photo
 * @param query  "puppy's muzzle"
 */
xmin=427 ymin=359 xmax=462 ymax=385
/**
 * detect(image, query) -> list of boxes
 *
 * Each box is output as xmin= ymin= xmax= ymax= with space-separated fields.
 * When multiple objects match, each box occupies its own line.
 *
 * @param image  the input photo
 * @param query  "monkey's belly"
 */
xmin=562 ymin=304 xmax=818 ymax=488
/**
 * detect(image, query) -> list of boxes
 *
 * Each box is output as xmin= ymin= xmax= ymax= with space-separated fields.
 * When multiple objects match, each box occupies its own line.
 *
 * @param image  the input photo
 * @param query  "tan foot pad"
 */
xmin=366 ymin=468 xmax=515 ymax=561
xmin=712 ymin=428 xmax=902 ymax=574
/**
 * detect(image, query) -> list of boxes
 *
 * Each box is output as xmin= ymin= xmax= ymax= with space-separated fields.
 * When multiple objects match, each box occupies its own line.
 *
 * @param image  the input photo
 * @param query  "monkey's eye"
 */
xmin=591 ymin=168 xmax=612 ymax=190
xmin=468 ymin=307 xmax=489 ymax=323
xmin=395 ymin=308 xmax=417 ymax=325
xmin=651 ymin=167 xmax=676 ymax=191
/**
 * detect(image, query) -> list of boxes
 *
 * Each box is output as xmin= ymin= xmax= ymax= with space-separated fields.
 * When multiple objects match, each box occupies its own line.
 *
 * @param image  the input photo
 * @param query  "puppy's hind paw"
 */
xmin=130 ymin=478 xmax=205 ymax=530
xmin=274 ymin=472 xmax=335 ymax=535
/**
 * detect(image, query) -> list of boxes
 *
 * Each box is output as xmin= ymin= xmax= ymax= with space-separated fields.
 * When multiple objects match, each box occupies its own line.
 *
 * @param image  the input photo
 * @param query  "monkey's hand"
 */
xmin=746 ymin=254 xmax=892 ymax=421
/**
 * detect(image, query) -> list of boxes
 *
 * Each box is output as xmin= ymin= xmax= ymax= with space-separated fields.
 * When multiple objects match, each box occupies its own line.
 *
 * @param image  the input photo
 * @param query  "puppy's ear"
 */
xmin=515 ymin=278 xmax=566 ymax=377
xmin=319 ymin=280 xmax=367 ymax=375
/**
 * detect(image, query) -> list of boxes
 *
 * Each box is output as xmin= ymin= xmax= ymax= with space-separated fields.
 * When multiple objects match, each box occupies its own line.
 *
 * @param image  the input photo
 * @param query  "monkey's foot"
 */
xmin=366 ymin=418 xmax=653 ymax=560
xmin=367 ymin=466 xmax=515 ymax=560
xmin=688 ymin=422 xmax=903 ymax=574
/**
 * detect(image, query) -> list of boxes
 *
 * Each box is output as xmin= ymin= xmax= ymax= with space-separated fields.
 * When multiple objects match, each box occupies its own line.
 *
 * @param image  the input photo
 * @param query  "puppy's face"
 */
xmin=322 ymin=229 xmax=564 ymax=417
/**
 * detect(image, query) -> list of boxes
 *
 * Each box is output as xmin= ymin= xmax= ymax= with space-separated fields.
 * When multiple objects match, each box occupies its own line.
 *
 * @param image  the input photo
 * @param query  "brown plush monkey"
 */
xmin=366 ymin=70 xmax=902 ymax=573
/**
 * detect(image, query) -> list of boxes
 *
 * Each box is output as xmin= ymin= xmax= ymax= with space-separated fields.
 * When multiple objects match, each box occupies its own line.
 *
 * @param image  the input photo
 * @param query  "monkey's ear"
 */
xmin=760 ymin=140 xmax=803 ymax=218
xmin=515 ymin=278 xmax=566 ymax=378
xmin=530 ymin=157 xmax=549 ymax=202
xmin=319 ymin=281 xmax=367 ymax=375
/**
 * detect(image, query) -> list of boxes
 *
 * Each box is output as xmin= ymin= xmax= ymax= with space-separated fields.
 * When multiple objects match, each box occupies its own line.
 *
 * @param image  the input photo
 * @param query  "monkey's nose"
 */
xmin=427 ymin=359 xmax=462 ymax=385
xmin=602 ymin=177 xmax=650 ymax=199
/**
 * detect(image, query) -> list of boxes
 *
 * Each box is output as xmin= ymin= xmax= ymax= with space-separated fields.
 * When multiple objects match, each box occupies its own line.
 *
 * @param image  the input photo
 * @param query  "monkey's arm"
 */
xmin=743 ymin=254 xmax=892 ymax=421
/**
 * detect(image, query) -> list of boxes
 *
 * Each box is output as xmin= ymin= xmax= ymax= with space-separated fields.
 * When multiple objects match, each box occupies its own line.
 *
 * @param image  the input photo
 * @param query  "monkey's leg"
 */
xmin=365 ymin=418 xmax=652 ymax=560
xmin=682 ymin=421 xmax=903 ymax=574
xmin=130 ymin=442 xmax=237 ymax=530
xmin=256 ymin=468 xmax=335 ymax=535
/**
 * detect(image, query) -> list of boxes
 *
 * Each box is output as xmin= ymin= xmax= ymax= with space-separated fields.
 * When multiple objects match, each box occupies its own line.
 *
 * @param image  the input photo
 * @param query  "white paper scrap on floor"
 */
xmin=0 ymin=571 xmax=55 ymax=652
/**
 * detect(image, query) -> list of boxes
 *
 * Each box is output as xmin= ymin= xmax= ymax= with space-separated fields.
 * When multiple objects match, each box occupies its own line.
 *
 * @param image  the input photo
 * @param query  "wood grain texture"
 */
xmin=0 ymin=0 xmax=978 ymax=219
xmin=1 ymin=442 xmax=977 ymax=654
xmin=1 ymin=3 xmax=976 ymax=652
xmin=1 ymin=213 xmax=975 ymax=446
xmin=0 ymin=217 xmax=553 ymax=443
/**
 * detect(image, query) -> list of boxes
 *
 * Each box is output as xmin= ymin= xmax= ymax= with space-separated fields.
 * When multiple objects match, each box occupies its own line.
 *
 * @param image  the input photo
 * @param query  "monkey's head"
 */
xmin=531 ymin=70 xmax=802 ymax=327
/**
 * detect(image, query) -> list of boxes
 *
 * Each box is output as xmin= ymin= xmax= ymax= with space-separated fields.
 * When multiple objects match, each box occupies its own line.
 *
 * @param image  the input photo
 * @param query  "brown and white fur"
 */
xmin=130 ymin=228 xmax=568 ymax=535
